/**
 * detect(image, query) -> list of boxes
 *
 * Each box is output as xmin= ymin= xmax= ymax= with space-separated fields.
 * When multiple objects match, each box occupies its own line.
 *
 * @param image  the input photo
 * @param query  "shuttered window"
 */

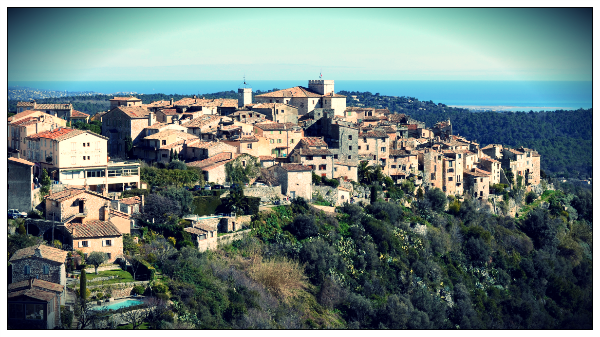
xmin=24 ymin=265 xmax=30 ymax=275
xmin=43 ymin=265 xmax=49 ymax=274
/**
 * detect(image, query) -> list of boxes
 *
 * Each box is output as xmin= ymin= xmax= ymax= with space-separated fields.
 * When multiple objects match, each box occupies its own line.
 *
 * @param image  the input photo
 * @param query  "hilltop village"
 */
xmin=7 ymin=79 xmax=542 ymax=329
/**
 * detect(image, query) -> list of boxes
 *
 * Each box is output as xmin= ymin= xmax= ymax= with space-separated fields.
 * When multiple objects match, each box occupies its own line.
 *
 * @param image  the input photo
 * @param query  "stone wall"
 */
xmin=243 ymin=186 xmax=282 ymax=201
xmin=8 ymin=160 xmax=34 ymax=212
xmin=217 ymin=229 xmax=251 ymax=247
xmin=313 ymin=186 xmax=338 ymax=204
xmin=88 ymin=280 xmax=150 ymax=299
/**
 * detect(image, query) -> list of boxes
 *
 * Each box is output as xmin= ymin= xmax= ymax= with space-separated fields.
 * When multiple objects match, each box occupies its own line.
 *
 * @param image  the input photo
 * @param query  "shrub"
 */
xmin=287 ymin=214 xmax=318 ymax=240
xmin=153 ymin=283 xmax=168 ymax=294
xmin=168 ymin=160 xmax=187 ymax=170
xmin=425 ymin=188 xmax=447 ymax=212
xmin=132 ymin=285 xmax=146 ymax=295
xmin=17 ymin=224 xmax=26 ymax=235
xmin=61 ymin=306 xmax=73 ymax=327
xmin=248 ymin=256 xmax=307 ymax=300
xmin=525 ymin=191 xmax=538 ymax=204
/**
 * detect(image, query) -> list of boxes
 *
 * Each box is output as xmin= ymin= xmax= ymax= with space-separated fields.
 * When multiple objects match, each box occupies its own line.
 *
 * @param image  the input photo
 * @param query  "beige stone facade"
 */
xmin=269 ymin=164 xmax=313 ymax=200
xmin=253 ymin=123 xmax=304 ymax=159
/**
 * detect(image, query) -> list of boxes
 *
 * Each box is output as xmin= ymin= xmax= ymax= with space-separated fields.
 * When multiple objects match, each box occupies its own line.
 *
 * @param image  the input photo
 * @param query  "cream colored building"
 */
xmin=26 ymin=128 xmax=140 ymax=193
xmin=254 ymin=80 xmax=346 ymax=116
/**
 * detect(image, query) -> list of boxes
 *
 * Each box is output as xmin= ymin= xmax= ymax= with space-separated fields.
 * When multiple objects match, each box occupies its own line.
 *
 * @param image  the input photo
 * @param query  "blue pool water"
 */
xmin=93 ymin=299 xmax=143 ymax=311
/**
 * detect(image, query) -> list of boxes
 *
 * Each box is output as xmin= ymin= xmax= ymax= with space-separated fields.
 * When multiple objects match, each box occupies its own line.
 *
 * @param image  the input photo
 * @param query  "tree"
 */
xmin=80 ymin=269 xmax=87 ymax=300
xmin=168 ymin=160 xmax=187 ymax=170
xmin=416 ymin=187 xmax=424 ymax=200
xmin=222 ymin=185 xmax=246 ymax=215
xmin=425 ymin=188 xmax=447 ymax=212
xmin=40 ymin=168 xmax=51 ymax=196
xmin=124 ymin=136 xmax=133 ymax=159
xmin=124 ymin=254 xmax=142 ymax=281
xmin=370 ymin=185 xmax=378 ymax=204
xmin=87 ymin=252 xmax=108 ymax=274
xmin=288 ymin=214 xmax=318 ymax=240
xmin=140 ymin=194 xmax=181 ymax=224
xmin=312 ymin=171 xmax=322 ymax=185
xmin=169 ymin=148 xmax=174 ymax=162
xmin=119 ymin=304 xmax=151 ymax=329
xmin=505 ymin=169 xmax=515 ymax=186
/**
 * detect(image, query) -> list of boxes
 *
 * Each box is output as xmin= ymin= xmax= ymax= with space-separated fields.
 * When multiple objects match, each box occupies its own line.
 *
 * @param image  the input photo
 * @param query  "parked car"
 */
xmin=253 ymin=182 xmax=266 ymax=187
xmin=193 ymin=185 xmax=202 ymax=191
xmin=204 ymin=185 xmax=212 ymax=190
xmin=212 ymin=185 xmax=224 ymax=189
xmin=8 ymin=209 xmax=27 ymax=219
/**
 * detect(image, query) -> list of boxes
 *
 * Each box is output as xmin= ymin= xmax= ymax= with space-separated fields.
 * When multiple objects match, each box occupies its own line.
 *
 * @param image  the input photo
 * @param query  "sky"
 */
xmin=7 ymin=8 xmax=593 ymax=81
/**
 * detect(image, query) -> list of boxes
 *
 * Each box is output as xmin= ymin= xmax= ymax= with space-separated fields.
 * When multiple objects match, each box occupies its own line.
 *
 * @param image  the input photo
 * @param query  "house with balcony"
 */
xmin=26 ymin=127 xmax=140 ymax=193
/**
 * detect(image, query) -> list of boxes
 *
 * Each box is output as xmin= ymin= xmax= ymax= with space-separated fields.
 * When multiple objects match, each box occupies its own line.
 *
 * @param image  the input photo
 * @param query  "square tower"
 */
xmin=308 ymin=80 xmax=334 ymax=95
xmin=238 ymin=88 xmax=252 ymax=107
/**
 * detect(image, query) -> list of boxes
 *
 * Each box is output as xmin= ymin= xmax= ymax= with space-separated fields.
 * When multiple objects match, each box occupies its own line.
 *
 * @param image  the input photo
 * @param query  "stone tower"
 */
xmin=238 ymin=88 xmax=252 ymax=107
xmin=308 ymin=79 xmax=334 ymax=95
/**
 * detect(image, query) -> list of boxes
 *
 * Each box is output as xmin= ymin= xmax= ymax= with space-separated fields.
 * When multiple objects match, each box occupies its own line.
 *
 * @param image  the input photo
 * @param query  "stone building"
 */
xmin=184 ymin=218 xmax=219 ymax=251
xmin=9 ymin=244 xmax=68 ymax=305
xmin=109 ymin=96 xmax=143 ymax=109
xmin=358 ymin=129 xmax=390 ymax=174
xmin=419 ymin=149 xmax=445 ymax=191
xmin=478 ymin=156 xmax=502 ymax=185
xmin=501 ymin=147 xmax=541 ymax=186
xmin=8 ymin=157 xmax=37 ymax=212
xmin=252 ymin=123 xmax=304 ymax=159
xmin=254 ymin=80 xmax=346 ymax=116
xmin=184 ymin=139 xmax=238 ymax=161
xmin=269 ymin=163 xmax=313 ymax=200
xmin=8 ymin=111 xmax=66 ymax=156
xmin=388 ymin=149 xmax=418 ymax=183
xmin=251 ymin=103 xmax=299 ymax=124
xmin=222 ymin=134 xmax=271 ymax=158
xmin=187 ymin=152 xmax=237 ymax=184
xmin=101 ymin=105 xmax=152 ymax=159
xmin=442 ymin=151 xmax=464 ymax=196
xmin=67 ymin=219 xmax=124 ymax=263
xmin=464 ymin=168 xmax=491 ymax=200
xmin=133 ymin=129 xmax=199 ymax=164
xmin=8 ymin=279 xmax=65 ymax=329
xmin=289 ymin=147 xmax=334 ymax=179
xmin=181 ymin=115 xmax=222 ymax=139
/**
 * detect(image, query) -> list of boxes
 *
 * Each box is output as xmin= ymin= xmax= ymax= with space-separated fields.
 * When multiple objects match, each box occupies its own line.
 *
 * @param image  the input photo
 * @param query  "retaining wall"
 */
xmin=217 ymin=229 xmax=251 ymax=246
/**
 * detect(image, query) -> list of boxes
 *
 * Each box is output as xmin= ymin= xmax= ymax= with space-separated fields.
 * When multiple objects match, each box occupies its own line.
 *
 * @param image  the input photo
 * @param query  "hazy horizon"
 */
xmin=8 ymin=8 xmax=592 ymax=82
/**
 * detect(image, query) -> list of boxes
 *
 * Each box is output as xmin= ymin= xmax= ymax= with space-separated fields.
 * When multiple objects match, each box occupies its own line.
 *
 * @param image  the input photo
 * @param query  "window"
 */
xmin=9 ymin=303 xmax=24 ymax=319
xmin=71 ymin=142 xmax=76 ymax=151
xmin=358 ymin=146 xmax=361 ymax=150
xmin=290 ymin=139 xmax=294 ymax=143
xmin=334 ymin=154 xmax=338 ymax=159
xmin=307 ymin=156 xmax=313 ymax=160
xmin=87 ymin=156 xmax=90 ymax=160
xmin=322 ymin=156 xmax=326 ymax=159
xmin=270 ymin=139 xmax=274 ymax=144
xmin=95 ymin=155 xmax=99 ymax=163
xmin=107 ymin=253 xmax=111 ymax=260
xmin=71 ymin=156 xmax=76 ymax=165
xmin=162 ymin=140 xmax=166 ymax=145
xmin=366 ymin=145 xmax=369 ymax=151
xmin=334 ymin=167 xmax=338 ymax=171
xmin=448 ymin=177 xmax=453 ymax=181
xmin=104 ymin=240 xmax=112 ymax=246
xmin=162 ymin=153 xmax=168 ymax=157
xmin=87 ymin=142 xmax=90 ymax=147
xmin=348 ymin=111 xmax=352 ymax=116
xmin=83 ymin=156 xmax=86 ymax=160
xmin=349 ymin=146 xmax=352 ymax=150
xmin=247 ymin=143 xmax=252 ymax=149
xmin=381 ymin=147 xmax=386 ymax=152
xmin=24 ymin=265 xmax=30 ymax=275
xmin=391 ymin=165 xmax=396 ymax=168
xmin=348 ymin=155 xmax=352 ymax=159
xmin=319 ymin=165 xmax=326 ymax=170
xmin=81 ymin=241 xmax=89 ymax=247
xmin=83 ymin=142 xmax=86 ymax=147
xmin=26 ymin=304 xmax=44 ymax=320
xmin=348 ymin=135 xmax=352 ymax=140
xmin=480 ymin=178 xmax=484 ymax=183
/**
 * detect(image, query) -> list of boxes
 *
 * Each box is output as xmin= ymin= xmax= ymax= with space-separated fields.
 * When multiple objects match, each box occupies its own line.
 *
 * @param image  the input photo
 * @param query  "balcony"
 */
xmin=61 ymin=207 xmax=88 ymax=223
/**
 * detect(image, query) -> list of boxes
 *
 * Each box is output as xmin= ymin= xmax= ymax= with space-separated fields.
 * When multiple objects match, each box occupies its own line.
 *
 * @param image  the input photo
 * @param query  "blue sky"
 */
xmin=7 ymin=8 xmax=592 ymax=81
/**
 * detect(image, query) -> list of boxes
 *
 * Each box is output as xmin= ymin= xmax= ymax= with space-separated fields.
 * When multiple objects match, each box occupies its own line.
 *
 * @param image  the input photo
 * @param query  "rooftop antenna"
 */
xmin=319 ymin=69 xmax=322 ymax=79
xmin=238 ymin=74 xmax=250 ymax=89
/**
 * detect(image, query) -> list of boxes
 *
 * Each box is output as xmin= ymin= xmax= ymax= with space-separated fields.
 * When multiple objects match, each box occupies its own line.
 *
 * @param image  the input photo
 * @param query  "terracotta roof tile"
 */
xmin=8 ymin=279 xmax=64 ymax=293
xmin=66 ymin=220 xmax=122 ymax=238
xmin=112 ymin=106 xmax=150 ymax=118
xmin=8 ymin=157 xmax=35 ymax=166
xmin=359 ymin=130 xmax=388 ymax=138
xmin=17 ymin=101 xmax=36 ymax=107
xmin=8 ymin=288 xmax=56 ymax=302
xmin=300 ymin=137 xmax=328 ymax=147
xmin=254 ymin=122 xmax=297 ymax=131
xmin=34 ymin=103 xmax=72 ymax=110
xmin=110 ymin=96 xmax=141 ymax=101
xmin=70 ymin=110 xmax=89 ymax=118
xmin=256 ymin=86 xmax=323 ymax=98
xmin=8 ymin=109 xmax=38 ymax=122
xmin=181 ymin=115 xmax=221 ymax=128
xmin=259 ymin=156 xmax=275 ymax=161
xmin=9 ymin=244 xmax=67 ymax=264
xmin=187 ymin=152 xmax=233 ymax=169
xmin=120 ymin=196 xmax=142 ymax=205
xmin=280 ymin=163 xmax=312 ymax=172
xmin=46 ymin=187 xmax=87 ymax=202
xmin=298 ymin=148 xmax=332 ymax=156
xmin=10 ymin=116 xmax=38 ymax=126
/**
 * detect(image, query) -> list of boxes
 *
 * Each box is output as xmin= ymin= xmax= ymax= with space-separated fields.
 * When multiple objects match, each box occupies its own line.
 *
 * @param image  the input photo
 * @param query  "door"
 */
xmin=79 ymin=201 xmax=84 ymax=213
xmin=290 ymin=191 xmax=295 ymax=199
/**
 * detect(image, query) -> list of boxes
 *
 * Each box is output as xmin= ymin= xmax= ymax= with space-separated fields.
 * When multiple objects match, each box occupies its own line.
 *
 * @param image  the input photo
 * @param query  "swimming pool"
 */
xmin=92 ymin=299 xmax=143 ymax=311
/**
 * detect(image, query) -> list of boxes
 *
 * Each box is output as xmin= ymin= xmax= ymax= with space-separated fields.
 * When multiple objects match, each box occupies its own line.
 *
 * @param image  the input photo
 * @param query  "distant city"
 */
xmin=8 ymin=86 xmax=137 ymax=101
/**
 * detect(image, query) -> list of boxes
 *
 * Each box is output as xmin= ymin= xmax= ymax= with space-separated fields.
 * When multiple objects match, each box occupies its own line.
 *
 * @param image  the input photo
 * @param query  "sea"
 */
xmin=8 ymin=80 xmax=592 ymax=112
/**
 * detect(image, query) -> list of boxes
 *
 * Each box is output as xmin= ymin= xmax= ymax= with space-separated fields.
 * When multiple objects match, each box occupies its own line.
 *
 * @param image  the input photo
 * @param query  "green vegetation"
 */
xmin=85 ymin=269 xmax=134 ymax=284
xmin=80 ymin=270 xmax=87 ymax=299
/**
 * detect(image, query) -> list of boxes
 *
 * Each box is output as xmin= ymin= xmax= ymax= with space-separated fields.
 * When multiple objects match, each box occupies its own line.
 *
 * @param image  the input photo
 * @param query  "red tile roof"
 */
xmin=259 ymin=156 xmax=275 ymax=161
xmin=254 ymin=122 xmax=297 ymax=131
xmin=181 ymin=115 xmax=220 ymax=128
xmin=8 ymin=279 xmax=64 ymax=293
xmin=110 ymin=96 xmax=141 ymax=101
xmin=9 ymin=244 xmax=68 ymax=264
xmin=359 ymin=130 xmax=388 ymax=138
xmin=27 ymin=128 xmax=84 ymax=142
xmin=464 ymin=168 xmax=491 ymax=177
xmin=187 ymin=152 xmax=233 ymax=169
xmin=8 ymin=157 xmax=35 ymax=166
xmin=66 ymin=220 xmax=122 ymax=238
xmin=17 ymin=101 xmax=36 ymax=107
xmin=10 ymin=116 xmax=38 ymax=126
xmin=297 ymin=148 xmax=332 ymax=156
xmin=46 ymin=187 xmax=109 ymax=203
xmin=8 ymin=109 xmax=38 ymax=122
xmin=8 ymin=288 xmax=57 ymax=302
xmin=159 ymin=109 xmax=178 ymax=115
xmin=34 ymin=103 xmax=72 ymax=110
xmin=300 ymin=137 xmax=328 ymax=147
xmin=112 ymin=106 xmax=150 ymax=118
xmin=120 ymin=196 xmax=142 ymax=205
xmin=280 ymin=163 xmax=312 ymax=172
xmin=256 ymin=86 xmax=323 ymax=98
xmin=70 ymin=110 xmax=90 ymax=118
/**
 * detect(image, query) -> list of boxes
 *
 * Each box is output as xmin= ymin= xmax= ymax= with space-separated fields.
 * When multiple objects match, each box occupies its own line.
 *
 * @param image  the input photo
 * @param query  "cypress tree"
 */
xmin=80 ymin=269 xmax=87 ymax=299
xmin=169 ymin=148 xmax=174 ymax=162
xmin=370 ymin=185 xmax=377 ymax=204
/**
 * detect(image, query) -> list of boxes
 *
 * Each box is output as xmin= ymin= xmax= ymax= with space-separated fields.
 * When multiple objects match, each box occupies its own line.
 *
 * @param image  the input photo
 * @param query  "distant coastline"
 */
xmin=449 ymin=105 xmax=580 ymax=112
xmin=8 ymin=80 xmax=592 ymax=111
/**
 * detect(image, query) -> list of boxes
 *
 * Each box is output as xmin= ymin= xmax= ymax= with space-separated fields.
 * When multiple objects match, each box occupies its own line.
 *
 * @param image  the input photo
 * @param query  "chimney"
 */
xmin=34 ymin=246 xmax=42 ymax=258
xmin=148 ymin=112 xmax=154 ymax=126
xmin=170 ymin=98 xmax=174 ymax=105
xmin=103 ymin=204 xmax=110 ymax=221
